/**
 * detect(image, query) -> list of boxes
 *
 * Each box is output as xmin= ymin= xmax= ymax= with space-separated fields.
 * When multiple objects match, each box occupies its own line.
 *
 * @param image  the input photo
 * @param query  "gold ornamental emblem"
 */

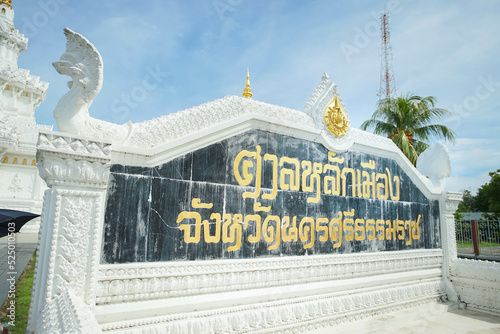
xmin=324 ymin=96 xmax=348 ymax=137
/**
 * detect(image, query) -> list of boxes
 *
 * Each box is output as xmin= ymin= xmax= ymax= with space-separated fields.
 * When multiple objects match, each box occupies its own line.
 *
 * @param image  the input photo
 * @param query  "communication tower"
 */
xmin=379 ymin=12 xmax=397 ymax=99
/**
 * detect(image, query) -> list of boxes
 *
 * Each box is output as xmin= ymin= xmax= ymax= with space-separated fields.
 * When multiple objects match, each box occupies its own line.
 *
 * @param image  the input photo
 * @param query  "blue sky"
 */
xmin=11 ymin=0 xmax=500 ymax=194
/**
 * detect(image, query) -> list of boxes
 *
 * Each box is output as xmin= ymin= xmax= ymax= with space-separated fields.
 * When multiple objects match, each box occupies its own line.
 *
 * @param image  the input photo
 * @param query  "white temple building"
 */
xmin=0 ymin=0 xmax=50 ymax=233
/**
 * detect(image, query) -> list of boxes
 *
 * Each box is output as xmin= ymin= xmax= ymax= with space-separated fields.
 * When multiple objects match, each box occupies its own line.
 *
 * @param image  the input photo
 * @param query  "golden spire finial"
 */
xmin=242 ymin=68 xmax=252 ymax=99
xmin=0 ymin=0 xmax=12 ymax=9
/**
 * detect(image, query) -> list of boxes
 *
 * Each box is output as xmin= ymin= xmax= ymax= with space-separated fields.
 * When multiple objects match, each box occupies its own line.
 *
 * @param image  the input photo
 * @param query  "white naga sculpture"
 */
xmin=53 ymin=28 xmax=132 ymax=143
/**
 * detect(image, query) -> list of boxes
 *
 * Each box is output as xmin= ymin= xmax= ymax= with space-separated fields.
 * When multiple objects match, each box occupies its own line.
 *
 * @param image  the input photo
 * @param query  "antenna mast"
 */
xmin=379 ymin=12 xmax=396 ymax=100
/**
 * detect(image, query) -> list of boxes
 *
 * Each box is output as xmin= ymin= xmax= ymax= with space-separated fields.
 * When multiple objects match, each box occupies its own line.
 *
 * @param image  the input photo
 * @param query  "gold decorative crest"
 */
xmin=324 ymin=96 xmax=348 ymax=137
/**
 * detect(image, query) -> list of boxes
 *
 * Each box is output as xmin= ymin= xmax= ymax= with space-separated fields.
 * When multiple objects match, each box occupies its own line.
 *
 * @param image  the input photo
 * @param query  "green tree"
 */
xmin=361 ymin=94 xmax=456 ymax=165
xmin=478 ymin=169 xmax=500 ymax=217
xmin=454 ymin=189 xmax=475 ymax=221
xmin=474 ymin=186 xmax=490 ymax=212
xmin=453 ymin=171 xmax=500 ymax=219
xmin=457 ymin=189 xmax=474 ymax=212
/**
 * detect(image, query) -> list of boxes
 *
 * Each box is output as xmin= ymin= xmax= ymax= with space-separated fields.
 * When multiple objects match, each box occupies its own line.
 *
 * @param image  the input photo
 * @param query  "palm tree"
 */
xmin=361 ymin=94 xmax=455 ymax=165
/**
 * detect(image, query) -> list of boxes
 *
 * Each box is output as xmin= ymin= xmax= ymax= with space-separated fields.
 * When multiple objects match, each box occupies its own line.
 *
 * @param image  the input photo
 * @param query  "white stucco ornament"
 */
xmin=0 ymin=116 xmax=18 ymax=148
xmin=35 ymin=286 xmax=102 ymax=334
xmin=302 ymin=72 xmax=355 ymax=151
xmin=416 ymin=142 xmax=451 ymax=188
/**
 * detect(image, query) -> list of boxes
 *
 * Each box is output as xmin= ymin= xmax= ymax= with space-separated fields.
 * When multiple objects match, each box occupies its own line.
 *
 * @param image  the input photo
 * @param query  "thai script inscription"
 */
xmin=176 ymin=146 xmax=419 ymax=252
xmin=233 ymin=146 xmax=400 ymax=205
xmin=177 ymin=198 xmax=421 ymax=252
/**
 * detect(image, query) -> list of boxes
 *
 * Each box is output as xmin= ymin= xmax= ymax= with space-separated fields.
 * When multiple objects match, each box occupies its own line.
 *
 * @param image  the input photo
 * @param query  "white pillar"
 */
xmin=440 ymin=191 xmax=462 ymax=302
xmin=27 ymin=130 xmax=111 ymax=333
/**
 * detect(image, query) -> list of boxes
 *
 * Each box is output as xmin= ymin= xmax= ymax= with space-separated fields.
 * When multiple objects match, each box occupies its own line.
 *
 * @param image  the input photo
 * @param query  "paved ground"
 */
xmin=458 ymin=246 xmax=500 ymax=258
xmin=310 ymin=302 xmax=500 ymax=334
xmin=0 ymin=233 xmax=38 ymax=306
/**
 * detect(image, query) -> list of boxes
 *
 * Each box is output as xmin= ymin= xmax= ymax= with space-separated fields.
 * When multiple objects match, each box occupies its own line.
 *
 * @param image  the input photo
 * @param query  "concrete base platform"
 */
xmin=310 ymin=302 xmax=500 ymax=333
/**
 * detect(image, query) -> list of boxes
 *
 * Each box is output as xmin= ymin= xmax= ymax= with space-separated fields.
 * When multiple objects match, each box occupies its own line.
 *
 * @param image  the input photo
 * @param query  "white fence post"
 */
xmin=27 ymin=130 xmax=111 ymax=333
xmin=440 ymin=191 xmax=462 ymax=302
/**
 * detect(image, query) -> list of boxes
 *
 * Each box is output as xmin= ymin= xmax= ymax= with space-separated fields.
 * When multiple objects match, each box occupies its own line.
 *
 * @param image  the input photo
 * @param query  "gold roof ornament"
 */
xmin=0 ymin=0 xmax=12 ymax=9
xmin=242 ymin=68 xmax=252 ymax=99
xmin=324 ymin=96 xmax=349 ymax=137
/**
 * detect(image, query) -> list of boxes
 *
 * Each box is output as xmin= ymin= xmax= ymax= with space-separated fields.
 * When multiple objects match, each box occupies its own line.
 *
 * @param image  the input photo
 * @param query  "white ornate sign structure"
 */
xmin=26 ymin=25 xmax=500 ymax=334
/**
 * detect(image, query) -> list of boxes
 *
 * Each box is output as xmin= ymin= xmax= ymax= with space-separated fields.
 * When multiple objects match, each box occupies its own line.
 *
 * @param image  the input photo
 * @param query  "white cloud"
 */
xmin=443 ymin=138 xmax=500 ymax=192
xmin=446 ymin=171 xmax=491 ymax=194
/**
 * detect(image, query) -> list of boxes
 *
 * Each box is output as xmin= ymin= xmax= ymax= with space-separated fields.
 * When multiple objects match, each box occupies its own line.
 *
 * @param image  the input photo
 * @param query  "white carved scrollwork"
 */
xmin=37 ymin=155 xmax=110 ymax=186
xmin=35 ymin=287 xmax=102 ymax=334
xmin=100 ymin=280 xmax=443 ymax=333
xmin=97 ymin=249 xmax=443 ymax=304
xmin=36 ymin=130 xmax=111 ymax=188
xmin=302 ymin=72 xmax=355 ymax=151
xmin=55 ymin=197 xmax=93 ymax=296
xmin=38 ymin=131 xmax=111 ymax=159
xmin=128 ymin=95 xmax=316 ymax=148
xmin=303 ymin=72 xmax=330 ymax=116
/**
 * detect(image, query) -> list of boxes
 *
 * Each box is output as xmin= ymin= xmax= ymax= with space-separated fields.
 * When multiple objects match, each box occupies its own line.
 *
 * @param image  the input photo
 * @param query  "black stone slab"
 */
xmin=102 ymin=129 xmax=441 ymax=264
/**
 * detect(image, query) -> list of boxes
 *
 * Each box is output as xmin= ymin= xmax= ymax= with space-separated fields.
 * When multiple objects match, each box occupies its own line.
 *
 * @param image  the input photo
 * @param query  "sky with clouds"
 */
xmin=10 ymin=0 xmax=500 ymax=194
